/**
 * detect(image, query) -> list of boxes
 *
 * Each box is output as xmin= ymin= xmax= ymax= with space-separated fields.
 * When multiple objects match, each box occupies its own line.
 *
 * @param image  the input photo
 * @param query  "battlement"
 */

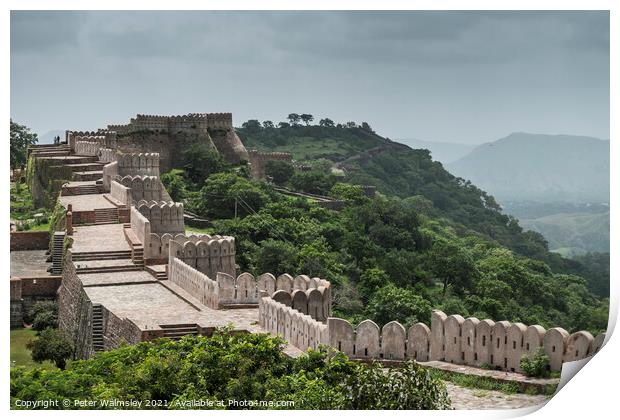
xmin=326 ymin=310 xmax=605 ymax=372
xmin=119 ymin=176 xmax=164 ymax=202
xmin=206 ymin=112 xmax=233 ymax=130
xmin=117 ymin=152 xmax=160 ymax=177
xmin=168 ymin=236 xmax=236 ymax=280
xmin=137 ymin=201 xmax=184 ymax=234
xmin=248 ymin=150 xmax=294 ymax=179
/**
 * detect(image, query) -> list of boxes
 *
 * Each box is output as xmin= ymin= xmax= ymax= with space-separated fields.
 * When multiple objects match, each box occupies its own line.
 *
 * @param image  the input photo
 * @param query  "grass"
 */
xmin=10 ymin=328 xmax=55 ymax=369
xmin=428 ymin=367 xmax=557 ymax=396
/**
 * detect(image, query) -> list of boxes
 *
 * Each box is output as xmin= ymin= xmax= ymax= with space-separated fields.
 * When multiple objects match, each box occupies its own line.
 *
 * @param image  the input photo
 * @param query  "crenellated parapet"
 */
xmin=326 ymin=310 xmax=606 ymax=372
xmin=117 ymin=152 xmax=160 ymax=177
xmin=137 ymin=200 xmax=184 ymax=234
xmin=167 ymin=235 xmax=235 ymax=280
xmin=259 ymin=296 xmax=329 ymax=351
xmin=206 ymin=112 xmax=233 ymax=130
xmin=119 ymin=176 xmax=164 ymax=202
xmin=248 ymin=150 xmax=293 ymax=179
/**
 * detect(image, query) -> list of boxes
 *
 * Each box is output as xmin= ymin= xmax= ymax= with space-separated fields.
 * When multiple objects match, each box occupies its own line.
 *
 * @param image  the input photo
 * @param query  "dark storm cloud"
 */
xmin=10 ymin=11 xmax=609 ymax=144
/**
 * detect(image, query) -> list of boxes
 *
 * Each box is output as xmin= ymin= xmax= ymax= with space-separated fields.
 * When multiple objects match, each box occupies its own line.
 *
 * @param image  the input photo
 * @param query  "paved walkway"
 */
xmin=71 ymin=224 xmax=131 ymax=253
xmin=445 ymin=383 xmax=550 ymax=410
xmin=59 ymin=194 xmax=116 ymax=211
xmin=10 ymin=250 xmax=49 ymax=277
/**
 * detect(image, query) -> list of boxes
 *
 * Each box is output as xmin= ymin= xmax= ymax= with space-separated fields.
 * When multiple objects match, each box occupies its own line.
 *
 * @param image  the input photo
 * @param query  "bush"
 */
xmin=26 ymin=328 xmax=74 ymax=369
xmin=520 ymin=348 xmax=550 ymax=378
xmin=264 ymin=160 xmax=294 ymax=185
xmin=26 ymin=301 xmax=58 ymax=327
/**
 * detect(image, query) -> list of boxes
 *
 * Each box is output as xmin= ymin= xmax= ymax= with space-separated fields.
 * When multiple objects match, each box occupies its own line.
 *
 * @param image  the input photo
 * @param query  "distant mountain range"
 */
xmin=447 ymin=132 xmax=610 ymax=203
xmin=397 ymin=138 xmax=475 ymax=164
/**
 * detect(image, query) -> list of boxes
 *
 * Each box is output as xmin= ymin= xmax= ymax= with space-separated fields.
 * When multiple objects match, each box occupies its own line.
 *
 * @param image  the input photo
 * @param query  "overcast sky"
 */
xmin=10 ymin=11 xmax=609 ymax=144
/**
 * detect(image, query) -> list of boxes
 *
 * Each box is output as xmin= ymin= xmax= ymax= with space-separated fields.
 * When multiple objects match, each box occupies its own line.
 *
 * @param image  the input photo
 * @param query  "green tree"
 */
xmin=427 ymin=239 xmax=479 ymax=295
xmin=183 ymin=143 xmax=226 ymax=185
xmin=10 ymin=120 xmax=38 ymax=169
xmin=26 ymin=328 xmax=74 ymax=369
xmin=262 ymin=120 xmax=275 ymax=129
xmin=289 ymin=171 xmax=337 ymax=195
xmin=197 ymin=173 xmax=269 ymax=219
xmin=300 ymin=114 xmax=314 ymax=125
xmin=366 ymin=284 xmax=432 ymax=326
xmin=319 ymin=118 xmax=335 ymax=127
xmin=256 ymin=239 xmax=299 ymax=275
xmin=264 ymin=160 xmax=294 ymax=185
xmin=241 ymin=119 xmax=262 ymax=133
xmin=358 ymin=267 xmax=390 ymax=296
xmin=287 ymin=113 xmax=301 ymax=126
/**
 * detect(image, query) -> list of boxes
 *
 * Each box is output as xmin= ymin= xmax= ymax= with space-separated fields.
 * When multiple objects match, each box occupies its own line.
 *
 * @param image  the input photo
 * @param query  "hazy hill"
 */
xmin=447 ymin=132 xmax=610 ymax=203
xmin=397 ymin=138 xmax=475 ymax=164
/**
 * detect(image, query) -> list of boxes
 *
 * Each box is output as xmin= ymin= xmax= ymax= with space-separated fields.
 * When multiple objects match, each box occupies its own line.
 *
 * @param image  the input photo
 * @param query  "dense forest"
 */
xmin=159 ymin=119 xmax=609 ymax=334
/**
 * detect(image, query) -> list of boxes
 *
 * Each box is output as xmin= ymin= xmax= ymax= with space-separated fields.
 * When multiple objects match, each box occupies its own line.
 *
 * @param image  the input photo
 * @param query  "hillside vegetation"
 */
xmin=159 ymin=120 xmax=608 ymax=333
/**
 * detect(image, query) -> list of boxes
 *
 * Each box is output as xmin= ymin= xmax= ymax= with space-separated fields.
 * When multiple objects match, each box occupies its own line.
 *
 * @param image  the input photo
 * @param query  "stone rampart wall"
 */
xmin=75 ymin=141 xmax=99 ymax=157
xmin=326 ymin=310 xmax=606 ymax=372
xmin=119 ymin=176 xmax=164 ymax=202
xmin=167 ymin=236 xmax=235 ymax=279
xmin=259 ymin=296 xmax=329 ymax=351
xmin=169 ymin=257 xmax=219 ymax=309
xmin=110 ymin=180 xmax=132 ymax=207
xmin=248 ymin=150 xmax=293 ymax=179
xmin=137 ymin=201 xmax=184 ymax=234
xmin=117 ymin=152 xmax=160 ymax=177
xmin=130 ymin=206 xmax=151 ymax=246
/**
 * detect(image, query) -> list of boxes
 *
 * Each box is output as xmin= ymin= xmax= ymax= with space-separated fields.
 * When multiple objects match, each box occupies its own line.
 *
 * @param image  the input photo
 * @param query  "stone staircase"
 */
xmin=75 ymin=261 xmax=142 ymax=274
xmin=72 ymin=250 xmax=132 ymax=261
xmin=51 ymin=232 xmax=65 ymax=275
xmin=132 ymin=245 xmax=145 ymax=266
xmin=159 ymin=324 xmax=199 ymax=341
xmin=155 ymin=271 xmax=168 ymax=281
xmin=71 ymin=184 xmax=101 ymax=195
xmin=92 ymin=304 xmax=104 ymax=352
xmin=73 ymin=170 xmax=104 ymax=181
xmin=94 ymin=208 xmax=119 ymax=224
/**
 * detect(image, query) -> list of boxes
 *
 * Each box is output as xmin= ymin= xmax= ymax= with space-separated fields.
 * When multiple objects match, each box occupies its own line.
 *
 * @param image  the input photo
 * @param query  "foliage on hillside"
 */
xmin=162 ymin=167 xmax=607 ymax=334
xmin=11 ymin=331 xmax=451 ymax=410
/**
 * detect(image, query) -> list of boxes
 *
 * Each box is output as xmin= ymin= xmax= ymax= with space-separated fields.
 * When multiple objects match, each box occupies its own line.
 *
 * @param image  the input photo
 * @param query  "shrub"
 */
xmin=26 ymin=328 xmax=74 ymax=369
xmin=520 ymin=348 xmax=550 ymax=378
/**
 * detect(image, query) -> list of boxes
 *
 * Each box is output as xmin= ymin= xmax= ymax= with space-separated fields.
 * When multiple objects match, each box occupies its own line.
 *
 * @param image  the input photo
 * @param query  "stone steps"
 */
xmin=92 ymin=304 xmax=104 ymax=352
xmin=72 ymin=250 xmax=132 ymax=261
xmin=66 ymin=163 xmax=105 ymax=172
xmin=73 ymin=170 xmax=103 ymax=181
xmin=160 ymin=324 xmax=199 ymax=341
xmin=51 ymin=232 xmax=65 ymax=275
xmin=76 ymin=265 xmax=142 ymax=274
xmin=94 ymin=208 xmax=119 ymax=224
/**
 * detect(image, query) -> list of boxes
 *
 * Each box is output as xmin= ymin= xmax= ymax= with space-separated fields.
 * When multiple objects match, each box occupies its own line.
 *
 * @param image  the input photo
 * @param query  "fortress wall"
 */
xmin=169 ymin=257 xmax=219 ymax=309
xmin=99 ymin=148 xmax=116 ymax=163
xmin=110 ymin=180 xmax=131 ymax=207
xmin=117 ymin=152 xmax=160 ymax=177
xmin=75 ymin=141 xmax=99 ymax=157
xmin=325 ymin=310 xmax=605 ymax=372
xmin=102 ymin=161 xmax=118 ymax=191
xmin=259 ymin=296 xmax=329 ymax=351
xmin=136 ymin=201 xmax=184 ymax=234
xmin=260 ymin=274 xmax=331 ymax=321
xmin=248 ymin=150 xmax=293 ymax=179
xmin=119 ymin=177 xmax=165 ymax=202
xmin=165 ymin=235 xmax=235 ymax=279
xmin=130 ymin=205 xmax=151 ymax=246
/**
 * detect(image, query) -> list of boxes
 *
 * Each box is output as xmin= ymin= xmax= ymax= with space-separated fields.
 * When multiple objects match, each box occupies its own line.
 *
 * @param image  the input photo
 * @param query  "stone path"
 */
xmin=445 ymin=383 xmax=551 ymax=410
xmin=10 ymin=250 xmax=50 ymax=277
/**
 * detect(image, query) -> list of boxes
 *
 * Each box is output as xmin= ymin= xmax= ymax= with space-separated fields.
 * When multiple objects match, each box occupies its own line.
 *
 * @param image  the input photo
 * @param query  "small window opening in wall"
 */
xmin=504 ymin=337 xmax=507 ymax=345
xmin=461 ymin=352 xmax=465 ymax=360
xmin=504 ymin=358 xmax=508 ymax=368
xmin=338 ymin=341 xmax=341 ymax=351
xmin=353 ymin=345 xmax=356 ymax=355
xmin=467 ymin=337 xmax=471 ymax=346
xmin=442 ymin=344 xmax=445 ymax=351
xmin=513 ymin=341 xmax=516 ymax=349
xmin=454 ymin=337 xmax=457 ymax=344
xmin=474 ymin=353 xmax=478 ymax=361
xmin=414 ymin=351 xmax=417 ymax=359
xmin=427 ymin=343 xmax=430 ymax=352
xmin=483 ymin=336 xmax=486 ymax=346
xmin=552 ymin=346 xmax=556 ymax=352
xmin=521 ymin=337 xmax=524 ymax=347
xmin=576 ymin=350 xmax=579 ymax=357
xmin=497 ymin=338 xmax=500 ymax=348
xmin=526 ymin=343 xmax=530 ymax=351
xmin=490 ymin=355 xmax=494 ymax=364
xmin=365 ymin=348 xmax=368 ymax=356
